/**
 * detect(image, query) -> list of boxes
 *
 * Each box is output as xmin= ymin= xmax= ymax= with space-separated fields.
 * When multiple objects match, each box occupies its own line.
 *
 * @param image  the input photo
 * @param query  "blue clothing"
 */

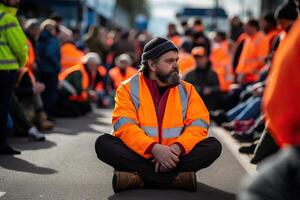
xmin=36 ymin=31 xmax=61 ymax=74
xmin=227 ymin=97 xmax=262 ymax=121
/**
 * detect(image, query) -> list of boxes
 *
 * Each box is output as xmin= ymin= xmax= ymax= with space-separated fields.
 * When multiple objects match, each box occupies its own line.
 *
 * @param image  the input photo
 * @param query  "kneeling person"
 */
xmin=95 ymin=38 xmax=222 ymax=192
xmin=57 ymin=52 xmax=107 ymax=117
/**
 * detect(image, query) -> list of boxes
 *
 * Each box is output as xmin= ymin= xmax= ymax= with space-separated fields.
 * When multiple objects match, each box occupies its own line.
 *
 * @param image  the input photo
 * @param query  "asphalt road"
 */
xmin=0 ymin=109 xmax=248 ymax=200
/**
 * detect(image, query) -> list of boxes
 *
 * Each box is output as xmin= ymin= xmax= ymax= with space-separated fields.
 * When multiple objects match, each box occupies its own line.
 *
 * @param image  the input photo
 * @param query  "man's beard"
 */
xmin=156 ymin=69 xmax=180 ymax=86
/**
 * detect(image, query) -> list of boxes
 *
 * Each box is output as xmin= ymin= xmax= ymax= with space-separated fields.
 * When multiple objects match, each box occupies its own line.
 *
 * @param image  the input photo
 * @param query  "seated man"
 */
xmin=56 ymin=52 xmax=109 ymax=117
xmin=95 ymin=37 xmax=222 ymax=192
xmin=107 ymin=53 xmax=138 ymax=91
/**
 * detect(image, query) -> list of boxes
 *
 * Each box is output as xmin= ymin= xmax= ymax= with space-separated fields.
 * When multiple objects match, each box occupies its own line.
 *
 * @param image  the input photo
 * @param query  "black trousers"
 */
xmin=39 ymin=72 xmax=58 ymax=119
xmin=0 ymin=71 xmax=17 ymax=144
xmin=95 ymin=134 xmax=222 ymax=188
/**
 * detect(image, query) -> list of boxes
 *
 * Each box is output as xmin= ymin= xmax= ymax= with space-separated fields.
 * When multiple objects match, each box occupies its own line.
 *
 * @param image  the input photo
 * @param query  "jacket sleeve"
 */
xmin=45 ymin=38 xmax=61 ymax=72
xmin=112 ymin=84 xmax=156 ymax=159
xmin=174 ymin=84 xmax=210 ymax=154
xmin=4 ymin=14 xmax=28 ymax=68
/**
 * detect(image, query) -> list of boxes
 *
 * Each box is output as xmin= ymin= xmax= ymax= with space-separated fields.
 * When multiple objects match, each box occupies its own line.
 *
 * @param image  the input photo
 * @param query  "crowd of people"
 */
xmin=0 ymin=0 xmax=300 ymax=194
xmin=1 ymin=0 xmax=300 ymax=197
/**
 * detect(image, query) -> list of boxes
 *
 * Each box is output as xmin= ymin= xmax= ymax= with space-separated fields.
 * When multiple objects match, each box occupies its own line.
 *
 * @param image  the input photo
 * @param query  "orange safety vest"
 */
xmin=263 ymin=19 xmax=300 ymax=147
xmin=235 ymin=31 xmax=269 ymax=83
xmin=210 ymin=40 xmax=233 ymax=92
xmin=16 ymin=66 xmax=36 ymax=87
xmin=25 ymin=38 xmax=35 ymax=70
xmin=169 ymin=35 xmax=182 ymax=48
xmin=178 ymin=51 xmax=196 ymax=76
xmin=108 ymin=66 xmax=138 ymax=89
xmin=59 ymin=64 xmax=89 ymax=102
xmin=112 ymin=73 xmax=210 ymax=158
xmin=60 ymin=43 xmax=85 ymax=72
xmin=265 ymin=29 xmax=281 ymax=51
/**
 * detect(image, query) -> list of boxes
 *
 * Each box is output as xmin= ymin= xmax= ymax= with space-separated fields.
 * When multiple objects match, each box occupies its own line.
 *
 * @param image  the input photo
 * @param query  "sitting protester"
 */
xmin=95 ymin=38 xmax=222 ymax=192
xmin=56 ymin=52 xmax=109 ymax=117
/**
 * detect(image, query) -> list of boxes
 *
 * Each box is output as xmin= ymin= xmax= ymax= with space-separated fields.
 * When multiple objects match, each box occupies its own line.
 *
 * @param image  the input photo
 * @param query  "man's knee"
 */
xmin=95 ymin=134 xmax=115 ymax=161
xmin=206 ymin=137 xmax=222 ymax=160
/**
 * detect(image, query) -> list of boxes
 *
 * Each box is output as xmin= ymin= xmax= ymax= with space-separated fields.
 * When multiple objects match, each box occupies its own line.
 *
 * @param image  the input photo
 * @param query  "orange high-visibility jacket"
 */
xmin=112 ymin=73 xmax=210 ymax=158
xmin=59 ymin=64 xmax=89 ymax=102
xmin=210 ymin=40 xmax=233 ymax=92
xmin=235 ymin=32 xmax=269 ymax=82
xmin=60 ymin=43 xmax=85 ymax=72
xmin=109 ymin=66 xmax=138 ymax=89
xmin=263 ymin=19 xmax=300 ymax=147
xmin=178 ymin=51 xmax=196 ymax=76
xmin=265 ymin=29 xmax=281 ymax=51
xmin=25 ymin=38 xmax=35 ymax=70
xmin=170 ymin=35 xmax=182 ymax=47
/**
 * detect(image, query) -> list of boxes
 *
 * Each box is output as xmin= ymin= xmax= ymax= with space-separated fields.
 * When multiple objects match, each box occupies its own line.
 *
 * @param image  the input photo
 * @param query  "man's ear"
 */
xmin=148 ymin=60 xmax=157 ymax=72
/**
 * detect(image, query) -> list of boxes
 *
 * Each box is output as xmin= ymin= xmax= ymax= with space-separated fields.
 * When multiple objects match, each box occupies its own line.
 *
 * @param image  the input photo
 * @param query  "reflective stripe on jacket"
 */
xmin=0 ymin=4 xmax=28 ymax=70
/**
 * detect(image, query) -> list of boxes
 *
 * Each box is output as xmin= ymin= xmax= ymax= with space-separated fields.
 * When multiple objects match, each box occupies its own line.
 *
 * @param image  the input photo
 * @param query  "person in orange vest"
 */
xmin=107 ymin=54 xmax=138 ymax=91
xmin=260 ymin=13 xmax=281 ymax=51
xmin=167 ymin=23 xmax=182 ymax=48
xmin=235 ymin=19 xmax=269 ymax=84
xmin=238 ymin=2 xmax=300 ymax=199
xmin=177 ymin=40 xmax=196 ymax=76
xmin=60 ymin=34 xmax=85 ymax=72
xmin=57 ymin=52 xmax=108 ymax=117
xmin=210 ymin=31 xmax=233 ymax=93
xmin=95 ymin=37 xmax=221 ymax=192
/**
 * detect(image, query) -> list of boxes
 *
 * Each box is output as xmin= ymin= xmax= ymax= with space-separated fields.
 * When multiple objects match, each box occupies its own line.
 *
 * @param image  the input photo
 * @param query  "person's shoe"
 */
xmin=0 ymin=143 xmax=21 ymax=155
xmin=232 ymin=131 xmax=256 ymax=143
xmin=239 ymin=143 xmax=257 ymax=154
xmin=38 ymin=112 xmax=54 ymax=131
xmin=112 ymin=171 xmax=144 ymax=193
xmin=171 ymin=172 xmax=197 ymax=192
xmin=28 ymin=127 xmax=46 ymax=141
xmin=221 ymin=121 xmax=236 ymax=131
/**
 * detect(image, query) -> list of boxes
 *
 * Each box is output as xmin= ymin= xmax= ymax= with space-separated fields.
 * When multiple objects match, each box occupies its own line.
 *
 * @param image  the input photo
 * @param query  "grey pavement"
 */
xmin=0 ymin=109 xmax=247 ymax=200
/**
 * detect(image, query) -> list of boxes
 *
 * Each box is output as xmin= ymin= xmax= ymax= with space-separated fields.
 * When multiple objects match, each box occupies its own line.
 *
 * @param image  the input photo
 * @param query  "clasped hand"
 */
xmin=151 ymin=144 xmax=181 ymax=172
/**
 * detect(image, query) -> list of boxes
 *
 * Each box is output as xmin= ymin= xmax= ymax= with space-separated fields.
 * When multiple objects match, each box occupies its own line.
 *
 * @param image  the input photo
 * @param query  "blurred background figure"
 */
xmin=36 ymin=19 xmax=61 ymax=122
xmin=56 ymin=52 xmax=109 ymax=117
xmin=0 ymin=0 xmax=28 ymax=155
xmin=184 ymin=47 xmax=220 ymax=111
xmin=107 ymin=54 xmax=137 ymax=92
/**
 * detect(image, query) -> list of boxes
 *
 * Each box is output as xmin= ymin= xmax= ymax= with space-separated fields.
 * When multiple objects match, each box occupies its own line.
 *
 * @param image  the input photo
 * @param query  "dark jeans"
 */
xmin=39 ymin=72 xmax=58 ymax=119
xmin=0 ymin=70 xmax=17 ymax=144
xmin=95 ymin=134 xmax=222 ymax=188
xmin=227 ymin=97 xmax=261 ymax=121
xmin=55 ymin=96 xmax=91 ymax=117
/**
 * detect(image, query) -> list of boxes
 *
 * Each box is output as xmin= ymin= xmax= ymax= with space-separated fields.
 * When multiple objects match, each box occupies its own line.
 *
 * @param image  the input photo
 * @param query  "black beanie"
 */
xmin=275 ymin=1 xmax=298 ymax=21
xmin=142 ymin=37 xmax=178 ymax=62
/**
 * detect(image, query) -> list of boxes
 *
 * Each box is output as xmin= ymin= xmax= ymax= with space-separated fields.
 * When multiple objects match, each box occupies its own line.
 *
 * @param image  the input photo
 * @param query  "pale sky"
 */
xmin=147 ymin=0 xmax=261 ymax=36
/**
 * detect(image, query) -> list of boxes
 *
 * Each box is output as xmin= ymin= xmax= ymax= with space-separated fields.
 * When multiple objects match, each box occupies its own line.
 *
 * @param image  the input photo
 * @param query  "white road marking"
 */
xmin=211 ymin=126 xmax=257 ymax=175
xmin=0 ymin=192 xmax=6 ymax=198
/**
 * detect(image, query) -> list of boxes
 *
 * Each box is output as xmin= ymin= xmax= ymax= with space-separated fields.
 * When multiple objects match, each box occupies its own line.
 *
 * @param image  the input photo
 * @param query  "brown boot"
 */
xmin=38 ymin=112 xmax=54 ymax=131
xmin=171 ymin=172 xmax=197 ymax=191
xmin=112 ymin=171 xmax=144 ymax=193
